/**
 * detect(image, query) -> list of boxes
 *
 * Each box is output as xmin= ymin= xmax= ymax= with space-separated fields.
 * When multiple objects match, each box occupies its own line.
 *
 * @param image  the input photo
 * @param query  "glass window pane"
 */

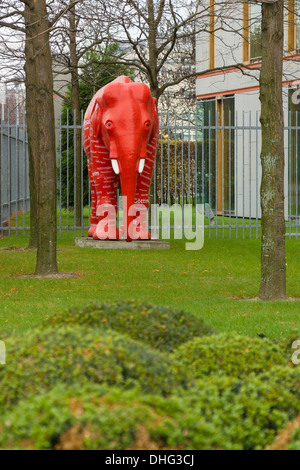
xmin=250 ymin=3 xmax=262 ymax=60
xmin=223 ymin=97 xmax=235 ymax=213
xmin=197 ymin=99 xmax=216 ymax=209
xmin=197 ymin=97 xmax=235 ymax=213
xmin=288 ymin=89 xmax=300 ymax=217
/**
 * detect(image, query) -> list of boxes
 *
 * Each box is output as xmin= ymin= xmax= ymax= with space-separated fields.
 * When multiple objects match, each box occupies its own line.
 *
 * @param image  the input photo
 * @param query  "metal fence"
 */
xmin=0 ymin=116 xmax=30 ymax=235
xmin=1 ymin=108 xmax=300 ymax=239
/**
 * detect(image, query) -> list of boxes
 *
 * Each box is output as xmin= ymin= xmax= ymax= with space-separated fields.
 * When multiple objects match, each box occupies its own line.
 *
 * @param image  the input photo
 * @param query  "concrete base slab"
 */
xmin=75 ymin=237 xmax=171 ymax=250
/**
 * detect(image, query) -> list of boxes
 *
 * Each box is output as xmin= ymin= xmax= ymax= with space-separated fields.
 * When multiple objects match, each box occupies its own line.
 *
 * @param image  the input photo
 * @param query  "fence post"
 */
xmin=0 ymin=117 xmax=2 ymax=235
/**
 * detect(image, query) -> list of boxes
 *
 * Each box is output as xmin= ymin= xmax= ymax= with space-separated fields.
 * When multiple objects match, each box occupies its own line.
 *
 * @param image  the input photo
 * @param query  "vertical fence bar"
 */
xmin=236 ymin=110 xmax=238 ymax=238
xmin=16 ymin=118 xmax=19 ymax=236
xmin=215 ymin=108 xmax=218 ymax=238
xmin=23 ymin=117 xmax=27 ymax=236
xmin=8 ymin=109 xmax=11 ymax=236
xmin=0 ymin=113 xmax=2 ymax=235
xmin=188 ymin=111 xmax=191 ymax=238
xmin=167 ymin=110 xmax=170 ymax=207
xmin=288 ymin=111 xmax=292 ymax=239
xmin=296 ymin=111 xmax=298 ymax=239
xmin=74 ymin=109 xmax=77 ymax=237
xmin=229 ymin=109 xmax=232 ymax=239
xmin=59 ymin=111 xmax=62 ymax=238
xmin=181 ymin=112 xmax=184 ymax=238
xmin=222 ymin=107 xmax=224 ymax=238
xmin=66 ymin=109 xmax=69 ymax=237
xmin=242 ymin=110 xmax=245 ymax=239
xmin=197 ymin=108 xmax=200 ymax=232
xmin=81 ymin=109 xmax=84 ymax=236
xmin=208 ymin=109 xmax=211 ymax=238
xmin=160 ymin=113 xmax=163 ymax=235
xmin=249 ymin=111 xmax=252 ymax=239
xmin=174 ymin=114 xmax=177 ymax=232
xmin=255 ymin=111 xmax=259 ymax=239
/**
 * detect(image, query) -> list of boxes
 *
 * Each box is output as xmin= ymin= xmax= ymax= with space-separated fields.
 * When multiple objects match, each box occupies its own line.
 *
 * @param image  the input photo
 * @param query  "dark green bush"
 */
xmin=1 ymin=366 xmax=300 ymax=450
xmin=174 ymin=333 xmax=286 ymax=378
xmin=44 ymin=301 xmax=214 ymax=352
xmin=1 ymin=300 xmax=299 ymax=450
xmin=0 ymin=384 xmax=222 ymax=450
xmin=289 ymin=429 xmax=300 ymax=450
xmin=174 ymin=366 xmax=300 ymax=450
xmin=0 ymin=325 xmax=188 ymax=412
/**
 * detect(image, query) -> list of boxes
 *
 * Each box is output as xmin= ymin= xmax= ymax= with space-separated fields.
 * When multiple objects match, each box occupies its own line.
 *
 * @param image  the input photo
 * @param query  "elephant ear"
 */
xmin=90 ymin=98 xmax=103 ymax=139
xmin=150 ymin=97 xmax=159 ymax=140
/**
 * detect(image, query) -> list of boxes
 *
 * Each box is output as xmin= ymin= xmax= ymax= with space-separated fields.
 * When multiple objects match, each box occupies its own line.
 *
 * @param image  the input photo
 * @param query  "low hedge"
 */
xmin=44 ymin=300 xmax=214 ymax=352
xmin=0 ymin=301 xmax=299 ymax=450
xmin=0 ymin=325 xmax=188 ymax=412
xmin=176 ymin=366 xmax=300 ymax=450
xmin=174 ymin=333 xmax=287 ymax=378
xmin=289 ymin=429 xmax=300 ymax=450
xmin=1 ymin=366 xmax=300 ymax=450
xmin=0 ymin=384 xmax=222 ymax=450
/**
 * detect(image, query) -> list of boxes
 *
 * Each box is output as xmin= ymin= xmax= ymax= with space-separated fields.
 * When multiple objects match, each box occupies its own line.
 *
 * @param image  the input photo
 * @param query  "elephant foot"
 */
xmin=133 ymin=221 xmax=151 ymax=240
xmin=88 ymin=224 xmax=97 ymax=237
xmin=93 ymin=222 xmax=119 ymax=240
xmin=134 ymin=229 xmax=151 ymax=240
xmin=119 ymin=224 xmax=150 ymax=240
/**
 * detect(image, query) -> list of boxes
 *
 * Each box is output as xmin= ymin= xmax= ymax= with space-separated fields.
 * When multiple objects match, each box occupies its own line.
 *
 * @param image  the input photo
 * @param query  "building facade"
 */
xmin=196 ymin=0 xmax=300 ymax=220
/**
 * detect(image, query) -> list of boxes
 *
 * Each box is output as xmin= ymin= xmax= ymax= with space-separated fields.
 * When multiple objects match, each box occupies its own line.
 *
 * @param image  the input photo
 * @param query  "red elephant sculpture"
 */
xmin=83 ymin=76 xmax=159 ymax=241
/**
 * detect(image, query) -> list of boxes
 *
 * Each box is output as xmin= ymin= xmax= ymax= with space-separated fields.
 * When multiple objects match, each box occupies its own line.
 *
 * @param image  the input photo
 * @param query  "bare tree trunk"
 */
xmin=24 ymin=0 xmax=58 ymax=275
xmin=69 ymin=6 xmax=82 ymax=227
xmin=259 ymin=0 xmax=286 ymax=300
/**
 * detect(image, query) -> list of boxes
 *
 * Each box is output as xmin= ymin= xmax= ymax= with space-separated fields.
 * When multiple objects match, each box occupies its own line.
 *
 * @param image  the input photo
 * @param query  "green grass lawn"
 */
xmin=0 ymin=224 xmax=299 ymax=341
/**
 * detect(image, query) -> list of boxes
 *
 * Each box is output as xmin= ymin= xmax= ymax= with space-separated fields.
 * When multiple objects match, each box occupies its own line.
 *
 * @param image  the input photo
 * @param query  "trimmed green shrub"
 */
xmin=0 ymin=325 xmax=188 ymax=412
xmin=174 ymin=333 xmax=286 ymax=378
xmin=174 ymin=366 xmax=300 ymax=450
xmin=44 ymin=301 xmax=214 ymax=352
xmin=1 ymin=367 xmax=300 ymax=450
xmin=1 ymin=300 xmax=299 ymax=450
xmin=289 ymin=429 xmax=300 ymax=450
xmin=0 ymin=384 xmax=223 ymax=450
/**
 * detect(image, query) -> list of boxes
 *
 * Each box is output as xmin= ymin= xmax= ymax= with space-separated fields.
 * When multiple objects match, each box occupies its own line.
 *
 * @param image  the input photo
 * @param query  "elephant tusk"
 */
xmin=138 ymin=159 xmax=145 ymax=174
xmin=111 ymin=159 xmax=120 ymax=175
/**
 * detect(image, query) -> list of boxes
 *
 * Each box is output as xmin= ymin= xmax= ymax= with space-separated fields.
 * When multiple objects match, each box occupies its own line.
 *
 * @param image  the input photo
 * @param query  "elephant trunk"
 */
xmin=120 ymin=170 xmax=137 ymax=242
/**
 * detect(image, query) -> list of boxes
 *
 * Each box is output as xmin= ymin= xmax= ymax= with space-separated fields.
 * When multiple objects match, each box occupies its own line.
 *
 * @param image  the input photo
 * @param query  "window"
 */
xmin=250 ymin=3 xmax=262 ymax=60
xmin=287 ymin=0 xmax=300 ymax=52
xmin=243 ymin=1 xmax=262 ymax=63
xmin=242 ymin=2 xmax=250 ymax=63
xmin=197 ymin=96 xmax=235 ymax=214
xmin=288 ymin=89 xmax=300 ymax=217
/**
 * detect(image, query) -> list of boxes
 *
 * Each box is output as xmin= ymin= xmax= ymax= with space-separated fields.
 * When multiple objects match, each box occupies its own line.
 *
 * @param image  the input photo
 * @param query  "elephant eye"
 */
xmin=105 ymin=121 xmax=113 ymax=129
xmin=145 ymin=121 xmax=151 ymax=129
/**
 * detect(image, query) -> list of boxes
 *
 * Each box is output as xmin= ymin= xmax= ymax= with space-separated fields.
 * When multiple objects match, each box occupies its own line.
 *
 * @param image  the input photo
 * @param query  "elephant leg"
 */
xmin=87 ymin=156 xmax=98 ymax=237
xmin=91 ymin=149 xmax=119 ymax=240
xmin=134 ymin=139 xmax=158 ymax=239
xmin=83 ymin=121 xmax=99 ymax=237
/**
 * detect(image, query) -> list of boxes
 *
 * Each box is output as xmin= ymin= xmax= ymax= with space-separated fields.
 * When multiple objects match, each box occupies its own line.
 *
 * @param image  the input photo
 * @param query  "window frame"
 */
xmin=287 ymin=0 xmax=300 ymax=54
xmin=209 ymin=0 xmax=215 ymax=69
